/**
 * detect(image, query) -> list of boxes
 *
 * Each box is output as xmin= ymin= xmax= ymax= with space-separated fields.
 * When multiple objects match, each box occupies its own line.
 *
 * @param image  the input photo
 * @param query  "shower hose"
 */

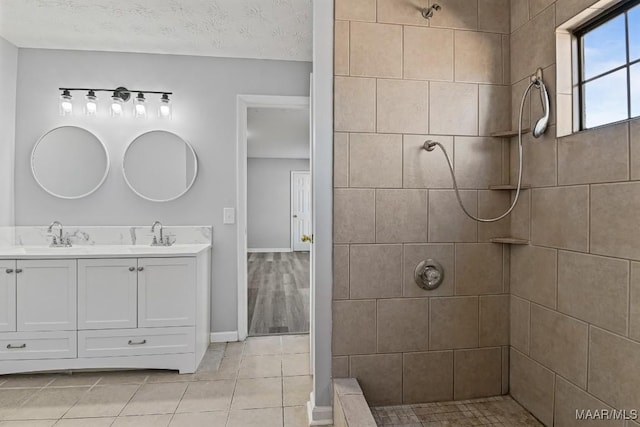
xmin=427 ymin=80 xmax=539 ymax=223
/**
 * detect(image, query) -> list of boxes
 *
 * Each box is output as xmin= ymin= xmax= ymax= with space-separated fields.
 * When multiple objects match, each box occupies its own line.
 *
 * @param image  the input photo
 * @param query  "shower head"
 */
xmin=532 ymin=77 xmax=550 ymax=138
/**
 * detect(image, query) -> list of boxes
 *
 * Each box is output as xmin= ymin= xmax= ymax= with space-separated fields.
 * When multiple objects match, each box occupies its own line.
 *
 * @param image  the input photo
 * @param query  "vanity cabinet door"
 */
xmin=138 ymin=257 xmax=195 ymax=328
xmin=78 ymin=259 xmax=138 ymax=330
xmin=0 ymin=260 xmax=16 ymax=332
xmin=16 ymin=260 xmax=77 ymax=332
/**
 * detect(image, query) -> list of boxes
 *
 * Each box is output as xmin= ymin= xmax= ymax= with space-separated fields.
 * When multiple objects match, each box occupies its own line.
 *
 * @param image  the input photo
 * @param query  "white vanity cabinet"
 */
xmin=0 ymin=247 xmax=211 ymax=375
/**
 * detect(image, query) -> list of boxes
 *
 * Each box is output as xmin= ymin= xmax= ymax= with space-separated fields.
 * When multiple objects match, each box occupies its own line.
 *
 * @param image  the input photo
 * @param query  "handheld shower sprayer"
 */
xmin=421 ymin=3 xmax=441 ymax=19
xmin=422 ymin=68 xmax=550 ymax=223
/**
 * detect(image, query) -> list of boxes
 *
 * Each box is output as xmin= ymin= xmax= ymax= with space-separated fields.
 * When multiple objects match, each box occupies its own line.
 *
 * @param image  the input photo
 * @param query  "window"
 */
xmin=576 ymin=0 xmax=640 ymax=129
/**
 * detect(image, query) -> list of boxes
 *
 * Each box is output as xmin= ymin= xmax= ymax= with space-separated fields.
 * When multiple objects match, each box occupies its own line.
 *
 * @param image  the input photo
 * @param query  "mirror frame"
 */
xmin=122 ymin=130 xmax=198 ymax=203
xmin=31 ymin=126 xmax=110 ymax=200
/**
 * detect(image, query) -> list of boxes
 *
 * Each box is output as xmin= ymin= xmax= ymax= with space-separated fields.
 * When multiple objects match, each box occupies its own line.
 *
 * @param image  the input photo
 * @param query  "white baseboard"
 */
xmin=307 ymin=393 xmax=333 ymax=426
xmin=210 ymin=331 xmax=239 ymax=343
xmin=247 ymin=248 xmax=292 ymax=253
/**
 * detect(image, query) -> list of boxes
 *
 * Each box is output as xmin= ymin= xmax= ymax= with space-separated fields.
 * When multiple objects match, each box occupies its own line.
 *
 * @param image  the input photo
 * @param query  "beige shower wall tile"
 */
xmin=428 ymin=0 xmax=478 ymax=30
xmin=479 ymin=295 xmax=509 ymax=347
xmin=510 ymin=0 xmax=529 ymax=32
xmin=350 ymin=244 xmax=402 ymax=299
xmin=377 ymin=0 xmax=430 ymax=26
xmin=502 ymin=36 xmax=510 ymax=86
xmin=335 ymin=0 xmax=376 ymax=21
xmin=631 ymin=262 xmax=640 ymax=342
xmin=591 ymin=182 xmax=640 ymax=260
xmin=349 ymin=133 xmax=402 ymax=188
xmin=376 ymin=189 xmax=428 ymax=243
xmin=403 ymin=27 xmax=454 ymax=81
xmin=428 ymin=190 xmax=478 ymax=242
xmin=589 ymin=327 xmax=640 ymax=410
xmin=334 ymin=77 xmax=376 ymax=132
xmin=630 ymin=118 xmax=640 ymax=180
xmin=334 ymin=133 xmax=349 ymax=188
xmin=510 ymin=349 xmax=555 ymax=427
xmin=477 ymin=191 xmax=510 ymax=242
xmin=521 ymin=126 xmax=558 ymax=187
xmin=403 ymin=244 xmax=455 ymax=297
xmin=430 ymin=82 xmax=479 ymax=136
xmin=510 ymin=188 xmax=531 ymax=241
xmin=403 ymin=135 xmax=453 ymax=189
xmin=454 ymin=347 xmax=502 ymax=400
xmin=479 ymin=85 xmax=510 ymax=136
xmin=511 ymin=5 xmax=555 ymax=84
xmin=511 ymin=245 xmax=557 ymax=309
xmin=558 ymin=251 xmax=629 ymax=336
xmin=455 ymin=243 xmax=503 ymax=296
xmin=333 ymin=300 xmax=376 ymax=356
xmin=511 ymin=78 xmax=532 ymax=130
xmin=350 ymin=354 xmax=402 ymax=405
xmin=377 ymin=79 xmax=429 ymax=134
xmin=334 ymin=189 xmax=375 ymax=243
xmin=554 ymin=377 xmax=623 ymax=427
xmin=333 ymin=245 xmax=350 ymax=300
xmin=478 ymin=0 xmax=510 ymax=33
xmin=558 ymin=122 xmax=629 ymax=185
xmin=377 ymin=298 xmax=429 ymax=353
xmin=430 ymin=296 xmax=479 ymax=350
xmin=531 ymin=186 xmax=589 ymax=252
xmin=454 ymin=137 xmax=503 ymax=188
xmin=335 ymin=21 xmax=349 ymax=76
xmin=530 ymin=0 xmax=555 ymax=17
xmin=511 ymin=295 xmax=530 ymax=354
xmin=350 ymin=22 xmax=402 ymax=78
xmin=333 ymin=356 xmax=349 ymax=379
xmin=403 ymin=351 xmax=454 ymax=403
xmin=454 ymin=31 xmax=503 ymax=84
xmin=530 ymin=304 xmax=589 ymax=389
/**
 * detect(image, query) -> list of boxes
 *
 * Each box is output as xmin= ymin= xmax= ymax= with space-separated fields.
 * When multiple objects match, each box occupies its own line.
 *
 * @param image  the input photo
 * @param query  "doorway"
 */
xmin=236 ymin=95 xmax=311 ymax=339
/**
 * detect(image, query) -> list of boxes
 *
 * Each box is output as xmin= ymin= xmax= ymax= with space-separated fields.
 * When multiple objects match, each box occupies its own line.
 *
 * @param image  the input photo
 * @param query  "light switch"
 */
xmin=223 ymin=208 xmax=236 ymax=225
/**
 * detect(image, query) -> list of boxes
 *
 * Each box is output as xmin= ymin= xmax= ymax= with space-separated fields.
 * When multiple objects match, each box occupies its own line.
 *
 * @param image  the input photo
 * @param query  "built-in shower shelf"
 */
xmin=490 ymin=237 xmax=530 ymax=245
xmin=490 ymin=128 xmax=531 ymax=138
xmin=488 ymin=184 xmax=531 ymax=190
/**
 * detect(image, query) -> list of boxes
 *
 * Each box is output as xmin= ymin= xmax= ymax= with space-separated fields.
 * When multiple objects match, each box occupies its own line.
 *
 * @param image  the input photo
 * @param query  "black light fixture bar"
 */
xmin=58 ymin=88 xmax=172 ymax=95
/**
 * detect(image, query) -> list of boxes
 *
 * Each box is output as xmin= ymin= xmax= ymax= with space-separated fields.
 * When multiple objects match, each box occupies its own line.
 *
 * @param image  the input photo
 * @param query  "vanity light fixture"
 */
xmin=59 ymin=89 xmax=73 ymax=116
xmin=85 ymin=90 xmax=98 ymax=116
xmin=58 ymin=87 xmax=173 ymax=119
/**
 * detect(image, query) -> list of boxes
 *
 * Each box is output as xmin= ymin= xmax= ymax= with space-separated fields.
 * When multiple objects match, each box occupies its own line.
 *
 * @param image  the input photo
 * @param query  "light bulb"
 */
xmin=85 ymin=90 xmax=98 ymax=116
xmin=59 ymin=90 xmax=73 ymax=116
xmin=133 ymin=93 xmax=147 ymax=118
xmin=111 ymin=92 xmax=124 ymax=118
xmin=159 ymin=93 xmax=172 ymax=119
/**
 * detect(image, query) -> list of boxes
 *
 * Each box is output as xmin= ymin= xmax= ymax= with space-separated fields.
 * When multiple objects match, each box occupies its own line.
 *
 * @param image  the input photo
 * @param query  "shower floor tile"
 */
xmin=371 ymin=395 xmax=542 ymax=426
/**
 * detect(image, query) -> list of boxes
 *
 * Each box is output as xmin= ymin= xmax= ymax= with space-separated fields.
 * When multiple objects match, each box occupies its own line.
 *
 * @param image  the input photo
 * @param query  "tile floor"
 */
xmin=371 ymin=396 xmax=543 ymax=426
xmin=0 ymin=335 xmax=313 ymax=427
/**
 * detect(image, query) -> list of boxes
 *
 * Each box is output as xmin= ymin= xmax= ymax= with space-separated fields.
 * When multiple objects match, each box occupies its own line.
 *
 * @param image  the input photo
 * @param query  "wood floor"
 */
xmin=247 ymin=252 xmax=310 ymax=336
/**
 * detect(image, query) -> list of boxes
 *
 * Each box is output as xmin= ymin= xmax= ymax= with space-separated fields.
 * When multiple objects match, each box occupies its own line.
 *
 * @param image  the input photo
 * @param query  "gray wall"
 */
xmin=0 ymin=37 xmax=17 ymax=226
xmin=13 ymin=48 xmax=311 ymax=333
xmin=247 ymin=158 xmax=309 ymax=250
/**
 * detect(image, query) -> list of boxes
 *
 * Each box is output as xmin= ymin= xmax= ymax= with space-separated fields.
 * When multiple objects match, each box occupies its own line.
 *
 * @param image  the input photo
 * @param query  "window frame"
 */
xmin=574 ymin=0 xmax=640 ymax=130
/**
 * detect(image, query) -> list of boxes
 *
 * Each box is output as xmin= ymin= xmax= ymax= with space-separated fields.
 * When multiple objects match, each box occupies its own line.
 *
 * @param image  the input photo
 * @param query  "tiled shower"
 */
xmin=332 ymin=0 xmax=640 ymax=425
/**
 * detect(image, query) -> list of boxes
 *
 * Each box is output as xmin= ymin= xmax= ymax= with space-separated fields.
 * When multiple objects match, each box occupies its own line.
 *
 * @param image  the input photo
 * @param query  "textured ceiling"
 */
xmin=0 ymin=0 xmax=312 ymax=61
xmin=248 ymin=107 xmax=309 ymax=159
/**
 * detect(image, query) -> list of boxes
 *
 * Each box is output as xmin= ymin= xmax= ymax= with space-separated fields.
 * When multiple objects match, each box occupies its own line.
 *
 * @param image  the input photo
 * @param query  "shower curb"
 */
xmin=333 ymin=378 xmax=377 ymax=427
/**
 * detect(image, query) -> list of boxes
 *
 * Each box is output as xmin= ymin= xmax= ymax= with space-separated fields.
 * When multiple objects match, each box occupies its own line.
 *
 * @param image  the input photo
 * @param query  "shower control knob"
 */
xmin=414 ymin=259 xmax=445 ymax=291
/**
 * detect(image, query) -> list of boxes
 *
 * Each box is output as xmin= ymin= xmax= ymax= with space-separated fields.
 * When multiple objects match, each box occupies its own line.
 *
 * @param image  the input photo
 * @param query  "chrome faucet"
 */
xmin=151 ymin=221 xmax=172 ymax=246
xmin=47 ymin=221 xmax=71 ymax=247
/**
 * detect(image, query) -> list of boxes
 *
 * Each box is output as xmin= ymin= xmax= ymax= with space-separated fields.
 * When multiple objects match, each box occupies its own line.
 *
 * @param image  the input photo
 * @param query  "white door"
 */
xmin=138 ymin=257 xmax=196 ymax=328
xmin=291 ymin=171 xmax=312 ymax=251
xmin=0 ymin=260 xmax=16 ymax=332
xmin=16 ymin=259 xmax=77 ymax=332
xmin=78 ymin=259 xmax=138 ymax=330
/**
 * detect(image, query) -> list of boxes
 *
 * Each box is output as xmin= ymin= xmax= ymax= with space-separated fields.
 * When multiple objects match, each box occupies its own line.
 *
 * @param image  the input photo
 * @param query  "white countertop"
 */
xmin=0 ymin=244 xmax=211 ymax=259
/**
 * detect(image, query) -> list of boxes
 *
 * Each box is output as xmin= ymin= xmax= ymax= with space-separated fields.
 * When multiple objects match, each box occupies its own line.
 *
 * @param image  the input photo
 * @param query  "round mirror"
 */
xmin=123 ymin=131 xmax=198 ymax=202
xmin=31 ymin=126 xmax=109 ymax=199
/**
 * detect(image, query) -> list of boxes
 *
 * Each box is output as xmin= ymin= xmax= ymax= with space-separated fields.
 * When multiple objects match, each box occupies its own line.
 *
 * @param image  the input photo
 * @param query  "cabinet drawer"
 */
xmin=0 ymin=331 xmax=77 ymax=360
xmin=78 ymin=327 xmax=194 ymax=358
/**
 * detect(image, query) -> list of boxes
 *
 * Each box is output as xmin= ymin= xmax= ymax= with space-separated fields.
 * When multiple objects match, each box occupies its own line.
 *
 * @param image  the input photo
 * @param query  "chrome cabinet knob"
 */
xmin=5 ymin=269 xmax=13 ymax=274
xmin=137 ymin=267 xmax=144 ymax=272
xmin=129 ymin=267 xmax=136 ymax=272
xmin=15 ymin=269 xmax=23 ymax=274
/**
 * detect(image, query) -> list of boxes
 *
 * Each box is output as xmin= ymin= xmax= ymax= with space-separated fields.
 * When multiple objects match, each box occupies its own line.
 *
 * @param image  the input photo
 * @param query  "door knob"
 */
xmin=301 ymin=234 xmax=314 ymax=243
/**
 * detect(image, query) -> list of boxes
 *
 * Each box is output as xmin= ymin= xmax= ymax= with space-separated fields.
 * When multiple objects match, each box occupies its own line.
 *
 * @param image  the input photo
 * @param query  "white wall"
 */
xmin=0 ymin=37 xmax=17 ymax=226
xmin=13 ymin=48 xmax=311 ymax=333
xmin=247 ymin=158 xmax=309 ymax=250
